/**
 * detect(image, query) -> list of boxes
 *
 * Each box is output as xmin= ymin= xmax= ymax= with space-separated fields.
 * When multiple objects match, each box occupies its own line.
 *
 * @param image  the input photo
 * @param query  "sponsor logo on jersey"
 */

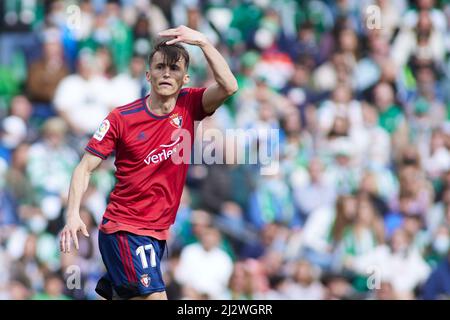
xmin=93 ymin=119 xmax=110 ymax=141
xmin=140 ymin=274 xmax=150 ymax=287
xmin=169 ymin=113 xmax=183 ymax=128
xmin=144 ymin=136 xmax=181 ymax=165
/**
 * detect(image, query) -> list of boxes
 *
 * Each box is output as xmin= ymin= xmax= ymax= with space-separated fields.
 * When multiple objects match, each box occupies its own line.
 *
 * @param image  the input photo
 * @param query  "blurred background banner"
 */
xmin=0 ymin=0 xmax=450 ymax=300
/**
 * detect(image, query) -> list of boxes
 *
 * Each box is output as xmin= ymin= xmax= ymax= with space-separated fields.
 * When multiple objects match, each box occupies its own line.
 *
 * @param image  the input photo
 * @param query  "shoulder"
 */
xmin=28 ymin=142 xmax=46 ymax=155
xmin=112 ymin=96 xmax=146 ymax=119
xmin=180 ymin=87 xmax=206 ymax=93
xmin=182 ymin=242 xmax=203 ymax=254
xmin=54 ymin=76 xmax=81 ymax=95
xmin=179 ymin=87 xmax=207 ymax=98
xmin=178 ymin=87 xmax=207 ymax=110
xmin=59 ymin=74 xmax=83 ymax=86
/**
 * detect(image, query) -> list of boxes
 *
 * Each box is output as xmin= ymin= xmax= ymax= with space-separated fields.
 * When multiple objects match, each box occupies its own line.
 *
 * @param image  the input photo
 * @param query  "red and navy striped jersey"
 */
xmin=85 ymin=87 xmax=211 ymax=230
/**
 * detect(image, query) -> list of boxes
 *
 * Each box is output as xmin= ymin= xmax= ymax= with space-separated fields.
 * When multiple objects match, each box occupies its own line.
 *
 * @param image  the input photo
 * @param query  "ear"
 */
xmin=183 ymin=74 xmax=190 ymax=85
xmin=145 ymin=71 xmax=151 ymax=82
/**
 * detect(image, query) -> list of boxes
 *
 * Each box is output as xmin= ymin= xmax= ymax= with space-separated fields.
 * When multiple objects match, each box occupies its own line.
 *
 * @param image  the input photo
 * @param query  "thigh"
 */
xmin=98 ymin=230 xmax=166 ymax=299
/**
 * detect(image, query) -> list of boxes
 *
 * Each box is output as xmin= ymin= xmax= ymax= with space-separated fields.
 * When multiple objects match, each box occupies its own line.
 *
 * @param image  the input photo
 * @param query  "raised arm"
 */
xmin=60 ymin=152 xmax=103 ymax=253
xmin=159 ymin=25 xmax=238 ymax=114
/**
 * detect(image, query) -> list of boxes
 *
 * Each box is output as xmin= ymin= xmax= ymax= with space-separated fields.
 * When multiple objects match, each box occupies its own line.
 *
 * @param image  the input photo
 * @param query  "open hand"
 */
xmin=60 ymin=215 xmax=89 ymax=253
xmin=158 ymin=25 xmax=209 ymax=47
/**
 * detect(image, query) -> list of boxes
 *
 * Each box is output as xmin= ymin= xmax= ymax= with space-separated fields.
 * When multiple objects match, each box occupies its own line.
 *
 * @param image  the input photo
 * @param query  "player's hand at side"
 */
xmin=60 ymin=215 xmax=89 ymax=253
xmin=158 ymin=25 xmax=209 ymax=47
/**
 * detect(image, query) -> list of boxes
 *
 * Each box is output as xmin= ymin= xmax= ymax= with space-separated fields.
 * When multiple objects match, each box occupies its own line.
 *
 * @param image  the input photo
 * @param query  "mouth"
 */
xmin=159 ymin=81 xmax=173 ymax=87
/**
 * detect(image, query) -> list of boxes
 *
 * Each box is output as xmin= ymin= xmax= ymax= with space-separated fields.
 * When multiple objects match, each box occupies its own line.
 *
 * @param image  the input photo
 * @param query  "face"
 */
xmin=418 ymin=11 xmax=432 ymax=34
xmin=376 ymin=281 xmax=394 ymax=300
xmin=431 ymin=131 xmax=445 ymax=151
xmin=308 ymin=159 xmax=323 ymax=181
xmin=259 ymin=102 xmax=275 ymax=122
xmin=362 ymin=104 xmax=378 ymax=127
xmin=44 ymin=41 xmax=62 ymax=60
xmin=12 ymin=143 xmax=29 ymax=170
xmin=295 ymin=261 xmax=313 ymax=284
xmin=361 ymin=174 xmax=378 ymax=195
xmin=11 ymin=96 xmax=32 ymax=121
xmin=130 ymin=56 xmax=145 ymax=78
xmin=147 ymin=51 xmax=189 ymax=97
xmin=339 ymin=29 xmax=357 ymax=52
xmin=283 ymin=109 xmax=301 ymax=133
xmin=342 ymin=196 xmax=357 ymax=219
xmin=374 ymin=83 xmax=393 ymax=110
xmin=332 ymin=85 xmax=351 ymax=104
xmin=200 ymin=228 xmax=220 ymax=251
xmin=23 ymin=235 xmax=37 ymax=259
xmin=291 ymin=64 xmax=309 ymax=86
xmin=391 ymin=229 xmax=410 ymax=252
xmin=45 ymin=277 xmax=63 ymax=296
xmin=45 ymin=130 xmax=65 ymax=148
xmin=331 ymin=117 xmax=349 ymax=135
xmin=356 ymin=200 xmax=375 ymax=225
xmin=404 ymin=216 xmax=421 ymax=235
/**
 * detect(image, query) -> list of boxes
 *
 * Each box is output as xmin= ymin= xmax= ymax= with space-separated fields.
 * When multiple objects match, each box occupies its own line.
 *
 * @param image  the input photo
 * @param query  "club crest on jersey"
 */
xmin=140 ymin=274 xmax=151 ymax=287
xmin=169 ymin=113 xmax=182 ymax=128
xmin=93 ymin=119 xmax=110 ymax=141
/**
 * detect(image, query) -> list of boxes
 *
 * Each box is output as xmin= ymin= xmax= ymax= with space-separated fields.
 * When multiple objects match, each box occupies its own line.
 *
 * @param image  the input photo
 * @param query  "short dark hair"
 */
xmin=148 ymin=39 xmax=190 ymax=70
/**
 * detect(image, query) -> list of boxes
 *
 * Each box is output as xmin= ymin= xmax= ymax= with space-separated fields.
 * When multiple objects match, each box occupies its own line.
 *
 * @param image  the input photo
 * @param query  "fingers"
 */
xmin=71 ymin=229 xmax=79 ymax=251
xmin=65 ymin=229 xmax=71 ymax=253
xmin=165 ymin=37 xmax=182 ymax=45
xmin=81 ymin=224 xmax=90 ymax=238
xmin=60 ymin=230 xmax=65 ymax=252
xmin=158 ymin=28 xmax=181 ymax=37
xmin=60 ymin=222 xmax=90 ymax=253
xmin=61 ymin=229 xmax=71 ymax=253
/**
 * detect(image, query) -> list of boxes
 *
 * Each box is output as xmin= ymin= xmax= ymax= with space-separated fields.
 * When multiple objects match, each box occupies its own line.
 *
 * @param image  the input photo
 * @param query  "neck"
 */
xmin=148 ymin=92 xmax=178 ymax=115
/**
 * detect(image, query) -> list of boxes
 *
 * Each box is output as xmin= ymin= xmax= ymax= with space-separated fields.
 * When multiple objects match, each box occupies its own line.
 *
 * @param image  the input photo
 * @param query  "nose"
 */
xmin=163 ymin=67 xmax=170 ymax=77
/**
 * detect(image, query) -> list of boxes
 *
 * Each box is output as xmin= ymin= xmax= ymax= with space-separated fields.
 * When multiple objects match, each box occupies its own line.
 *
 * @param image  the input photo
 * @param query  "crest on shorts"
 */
xmin=140 ymin=274 xmax=150 ymax=287
xmin=169 ymin=113 xmax=182 ymax=128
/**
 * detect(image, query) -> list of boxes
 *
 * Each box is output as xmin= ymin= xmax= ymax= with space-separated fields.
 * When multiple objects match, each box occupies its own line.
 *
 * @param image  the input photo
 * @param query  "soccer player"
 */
xmin=59 ymin=25 xmax=238 ymax=300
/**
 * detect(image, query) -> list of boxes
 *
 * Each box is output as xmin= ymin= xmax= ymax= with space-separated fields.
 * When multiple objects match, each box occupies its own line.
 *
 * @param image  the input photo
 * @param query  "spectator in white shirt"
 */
xmin=53 ymin=50 xmax=113 ymax=136
xmin=351 ymin=228 xmax=431 ymax=299
xmin=175 ymin=226 xmax=233 ymax=299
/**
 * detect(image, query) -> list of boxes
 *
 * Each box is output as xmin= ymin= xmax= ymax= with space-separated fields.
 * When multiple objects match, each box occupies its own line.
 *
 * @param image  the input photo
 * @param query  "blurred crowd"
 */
xmin=1 ymin=0 xmax=450 ymax=300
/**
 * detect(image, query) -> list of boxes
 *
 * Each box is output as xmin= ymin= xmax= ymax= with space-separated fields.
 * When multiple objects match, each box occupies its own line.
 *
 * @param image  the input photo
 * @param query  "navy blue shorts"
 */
xmin=95 ymin=228 xmax=167 ymax=299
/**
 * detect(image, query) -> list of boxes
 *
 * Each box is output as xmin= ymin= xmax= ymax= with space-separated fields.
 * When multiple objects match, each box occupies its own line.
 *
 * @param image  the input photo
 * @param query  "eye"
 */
xmin=171 ymin=65 xmax=179 ymax=71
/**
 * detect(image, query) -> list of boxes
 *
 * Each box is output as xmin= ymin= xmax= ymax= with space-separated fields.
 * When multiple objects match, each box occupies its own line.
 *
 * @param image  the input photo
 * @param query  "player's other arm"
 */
xmin=159 ymin=25 xmax=238 ymax=114
xmin=60 ymin=152 xmax=102 ymax=253
xmin=199 ymin=40 xmax=239 ymax=114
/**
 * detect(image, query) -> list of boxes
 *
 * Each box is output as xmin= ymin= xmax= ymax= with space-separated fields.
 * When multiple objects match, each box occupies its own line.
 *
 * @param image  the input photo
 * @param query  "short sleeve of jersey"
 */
xmin=85 ymin=111 xmax=121 ymax=160
xmin=186 ymin=87 xmax=214 ymax=121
